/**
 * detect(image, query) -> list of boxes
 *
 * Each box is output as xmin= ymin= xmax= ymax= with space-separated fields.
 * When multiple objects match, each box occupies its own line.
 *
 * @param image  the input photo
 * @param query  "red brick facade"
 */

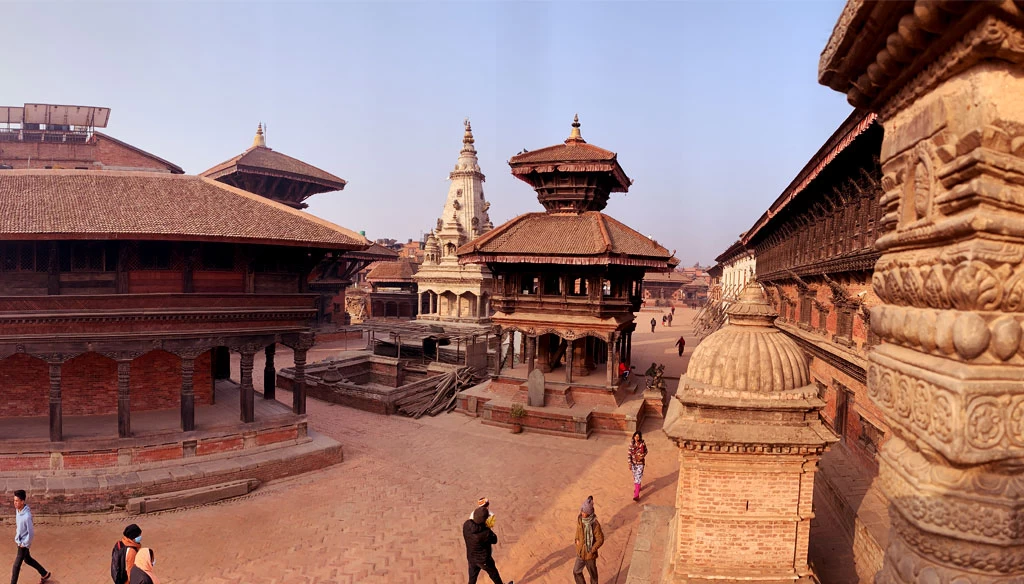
xmin=0 ymin=132 xmax=181 ymax=173
xmin=0 ymin=350 xmax=213 ymax=418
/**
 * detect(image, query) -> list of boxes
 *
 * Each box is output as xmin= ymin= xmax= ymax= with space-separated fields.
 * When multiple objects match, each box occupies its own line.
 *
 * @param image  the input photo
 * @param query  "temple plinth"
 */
xmin=663 ymin=282 xmax=837 ymax=583
xmin=820 ymin=3 xmax=1024 ymax=582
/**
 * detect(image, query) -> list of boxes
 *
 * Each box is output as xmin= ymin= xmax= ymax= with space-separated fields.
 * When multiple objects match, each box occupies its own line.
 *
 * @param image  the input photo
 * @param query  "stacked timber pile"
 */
xmin=395 ymin=366 xmax=484 ymax=419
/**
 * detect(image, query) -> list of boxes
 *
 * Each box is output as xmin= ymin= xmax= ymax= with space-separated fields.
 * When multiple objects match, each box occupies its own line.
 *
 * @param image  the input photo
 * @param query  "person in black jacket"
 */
xmin=462 ymin=506 xmax=512 ymax=584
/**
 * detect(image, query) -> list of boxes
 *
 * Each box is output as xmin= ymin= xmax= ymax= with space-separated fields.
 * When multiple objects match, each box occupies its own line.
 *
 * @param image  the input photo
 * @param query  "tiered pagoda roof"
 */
xmin=460 ymin=115 xmax=670 ymax=269
xmin=201 ymin=124 xmax=347 ymax=209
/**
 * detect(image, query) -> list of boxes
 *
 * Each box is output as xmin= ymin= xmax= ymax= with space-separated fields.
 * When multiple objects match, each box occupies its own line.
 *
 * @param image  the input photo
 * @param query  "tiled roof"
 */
xmin=346 ymin=242 xmax=401 ymax=261
xmin=509 ymin=141 xmax=617 ymax=164
xmin=457 ymin=211 xmax=671 ymax=268
xmin=0 ymin=170 xmax=369 ymax=249
xmin=365 ymin=260 xmax=417 ymax=282
xmin=201 ymin=146 xmax=347 ymax=192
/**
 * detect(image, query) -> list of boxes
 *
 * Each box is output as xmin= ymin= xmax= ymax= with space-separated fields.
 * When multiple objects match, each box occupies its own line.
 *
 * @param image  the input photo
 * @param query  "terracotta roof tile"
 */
xmin=201 ymin=146 xmax=346 ymax=192
xmin=365 ymin=260 xmax=417 ymax=282
xmin=509 ymin=141 xmax=617 ymax=164
xmin=0 ymin=170 xmax=368 ymax=249
xmin=457 ymin=211 xmax=670 ymax=268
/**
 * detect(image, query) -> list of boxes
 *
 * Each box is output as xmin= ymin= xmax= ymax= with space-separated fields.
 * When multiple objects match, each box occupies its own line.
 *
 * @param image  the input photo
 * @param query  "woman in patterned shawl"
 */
xmin=628 ymin=431 xmax=648 ymax=501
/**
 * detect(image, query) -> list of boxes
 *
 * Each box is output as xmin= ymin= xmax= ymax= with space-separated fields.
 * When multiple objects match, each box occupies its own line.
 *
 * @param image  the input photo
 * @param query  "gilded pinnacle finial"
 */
xmin=567 ymin=113 xmax=583 ymax=142
xmin=253 ymin=122 xmax=266 ymax=148
xmin=462 ymin=118 xmax=475 ymax=147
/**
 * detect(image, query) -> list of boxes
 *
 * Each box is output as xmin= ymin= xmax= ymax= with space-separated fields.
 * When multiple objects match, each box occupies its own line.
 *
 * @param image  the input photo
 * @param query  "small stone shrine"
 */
xmin=663 ymin=281 xmax=837 ymax=582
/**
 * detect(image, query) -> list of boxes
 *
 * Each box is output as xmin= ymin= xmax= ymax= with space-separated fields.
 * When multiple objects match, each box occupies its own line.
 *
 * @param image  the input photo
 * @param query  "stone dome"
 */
xmin=425 ymin=232 xmax=439 ymax=252
xmin=685 ymin=282 xmax=810 ymax=393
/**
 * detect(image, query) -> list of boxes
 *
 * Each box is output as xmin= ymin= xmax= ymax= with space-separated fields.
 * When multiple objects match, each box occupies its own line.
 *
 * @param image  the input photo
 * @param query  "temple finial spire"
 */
xmin=463 ymin=118 xmax=475 ymax=146
xmin=252 ymin=122 xmax=266 ymax=148
xmin=567 ymin=113 xmax=584 ymax=142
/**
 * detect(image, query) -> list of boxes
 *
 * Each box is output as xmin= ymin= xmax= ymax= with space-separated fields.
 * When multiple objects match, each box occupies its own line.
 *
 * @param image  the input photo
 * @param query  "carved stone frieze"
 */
xmin=870 ymin=304 xmax=1024 ymax=364
xmin=868 ymin=357 xmax=1024 ymax=463
xmin=878 ymin=437 xmax=1023 ymax=547
xmin=876 ymin=536 xmax=1017 ymax=584
xmin=889 ymin=512 xmax=1024 ymax=574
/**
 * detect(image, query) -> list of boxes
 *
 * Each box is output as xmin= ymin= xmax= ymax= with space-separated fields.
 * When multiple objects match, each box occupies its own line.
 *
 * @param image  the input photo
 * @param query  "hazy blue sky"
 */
xmin=3 ymin=0 xmax=851 ymax=266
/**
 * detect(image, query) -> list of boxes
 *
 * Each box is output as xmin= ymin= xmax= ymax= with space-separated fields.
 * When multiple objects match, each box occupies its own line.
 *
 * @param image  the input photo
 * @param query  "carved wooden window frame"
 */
xmin=834 ymin=304 xmax=855 ymax=348
xmin=834 ymin=380 xmax=852 ymax=440
xmin=857 ymin=413 xmax=885 ymax=459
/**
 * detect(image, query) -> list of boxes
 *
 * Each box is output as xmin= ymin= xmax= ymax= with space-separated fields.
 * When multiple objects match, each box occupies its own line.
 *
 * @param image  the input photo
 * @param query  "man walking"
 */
xmin=573 ymin=496 xmax=604 ymax=584
xmin=111 ymin=524 xmax=142 ymax=584
xmin=11 ymin=490 xmax=51 ymax=584
xmin=462 ymin=505 xmax=512 ymax=584
xmin=675 ymin=335 xmax=686 ymax=357
xmin=650 ymin=317 xmax=656 ymax=333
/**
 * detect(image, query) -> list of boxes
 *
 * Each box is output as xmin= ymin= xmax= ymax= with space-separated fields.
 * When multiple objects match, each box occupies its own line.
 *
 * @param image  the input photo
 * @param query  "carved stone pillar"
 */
xmin=117 ymin=361 xmax=131 ymax=438
xmin=264 ymin=345 xmax=276 ymax=400
xmin=238 ymin=349 xmax=256 ymax=423
xmin=820 ymin=4 xmax=1024 ymax=582
xmin=607 ymin=333 xmax=618 ymax=388
xmin=48 ymin=361 xmax=62 ymax=442
xmin=494 ymin=328 xmax=504 ymax=377
xmin=565 ymin=338 xmax=574 ymax=384
xmin=526 ymin=335 xmax=536 ymax=374
xmin=181 ymin=356 xmax=195 ymax=432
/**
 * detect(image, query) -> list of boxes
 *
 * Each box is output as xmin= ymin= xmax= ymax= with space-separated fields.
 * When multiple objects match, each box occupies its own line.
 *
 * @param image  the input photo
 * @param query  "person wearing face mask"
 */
xmin=129 ymin=548 xmax=159 ymax=584
xmin=111 ymin=524 xmax=142 ymax=584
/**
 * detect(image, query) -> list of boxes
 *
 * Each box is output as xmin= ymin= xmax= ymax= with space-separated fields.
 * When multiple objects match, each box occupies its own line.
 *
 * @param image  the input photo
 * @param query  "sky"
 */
xmin=3 ymin=0 xmax=853 ymax=266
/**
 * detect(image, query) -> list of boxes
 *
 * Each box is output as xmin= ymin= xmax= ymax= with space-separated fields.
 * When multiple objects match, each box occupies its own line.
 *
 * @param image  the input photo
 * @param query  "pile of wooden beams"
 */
xmin=395 ymin=366 xmax=484 ymax=419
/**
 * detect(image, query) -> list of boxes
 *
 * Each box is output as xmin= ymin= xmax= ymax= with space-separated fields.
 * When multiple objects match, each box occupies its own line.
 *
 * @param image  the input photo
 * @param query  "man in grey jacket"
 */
xmin=11 ymin=490 xmax=51 ymax=584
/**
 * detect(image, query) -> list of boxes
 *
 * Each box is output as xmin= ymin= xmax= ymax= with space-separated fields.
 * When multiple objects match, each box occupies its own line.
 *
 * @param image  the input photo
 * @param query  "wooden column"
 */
xmin=505 ymin=331 xmax=516 ymax=368
xmin=181 ymin=356 xmax=195 ymax=431
xmin=263 ymin=345 xmax=276 ymax=400
xmin=292 ymin=347 xmax=307 ymax=415
xmin=47 ymin=242 xmax=59 ymax=295
xmin=625 ymin=332 xmax=632 ymax=365
xmin=565 ymin=338 xmax=574 ymax=384
xmin=117 ymin=361 xmax=131 ymax=438
xmin=239 ymin=350 xmax=255 ymax=423
xmin=526 ymin=335 xmax=536 ymax=374
xmin=48 ymin=361 xmax=62 ymax=442
xmin=607 ymin=333 xmax=618 ymax=388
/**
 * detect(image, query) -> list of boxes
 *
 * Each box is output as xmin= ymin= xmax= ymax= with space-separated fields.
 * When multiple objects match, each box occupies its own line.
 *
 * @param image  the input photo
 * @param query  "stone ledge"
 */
xmin=127 ymin=479 xmax=259 ymax=514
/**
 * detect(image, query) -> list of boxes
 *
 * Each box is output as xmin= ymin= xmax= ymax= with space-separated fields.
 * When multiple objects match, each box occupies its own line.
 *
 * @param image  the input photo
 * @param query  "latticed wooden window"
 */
xmin=800 ymin=294 xmax=813 ymax=325
xmin=200 ymin=244 xmax=235 ymax=271
xmin=137 ymin=242 xmax=173 ymax=270
xmin=0 ymin=243 xmax=45 ymax=272
xmin=837 ymin=306 xmax=854 ymax=339
xmin=858 ymin=414 xmax=884 ymax=457
xmin=834 ymin=382 xmax=851 ymax=438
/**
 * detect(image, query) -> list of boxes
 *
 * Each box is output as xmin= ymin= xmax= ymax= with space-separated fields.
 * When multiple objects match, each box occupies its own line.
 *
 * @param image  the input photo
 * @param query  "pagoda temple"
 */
xmin=457 ymin=116 xmax=672 ymax=430
xmin=0 ymin=106 xmax=369 ymax=513
xmin=203 ymin=125 xmax=393 ymax=327
xmin=415 ymin=120 xmax=495 ymax=324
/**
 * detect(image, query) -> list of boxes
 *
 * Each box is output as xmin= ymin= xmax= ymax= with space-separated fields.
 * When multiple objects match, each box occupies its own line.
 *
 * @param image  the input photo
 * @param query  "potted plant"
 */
xmin=509 ymin=403 xmax=527 ymax=434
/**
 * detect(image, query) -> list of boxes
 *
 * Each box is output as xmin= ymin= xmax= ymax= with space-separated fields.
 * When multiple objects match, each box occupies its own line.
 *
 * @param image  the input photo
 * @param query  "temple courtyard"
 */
xmin=6 ymin=307 xmax=855 ymax=584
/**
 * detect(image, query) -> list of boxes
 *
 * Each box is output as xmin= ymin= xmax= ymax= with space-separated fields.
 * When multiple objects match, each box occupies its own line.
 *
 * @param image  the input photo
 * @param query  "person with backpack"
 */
xmin=111 ymin=524 xmax=142 ymax=584
xmin=129 ymin=548 xmax=159 ymax=584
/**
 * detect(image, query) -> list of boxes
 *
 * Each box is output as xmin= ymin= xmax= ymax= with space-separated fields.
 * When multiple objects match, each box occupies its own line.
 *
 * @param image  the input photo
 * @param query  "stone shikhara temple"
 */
xmin=0 ymin=107 xmax=368 ymax=512
xmin=415 ymin=120 xmax=496 ymax=324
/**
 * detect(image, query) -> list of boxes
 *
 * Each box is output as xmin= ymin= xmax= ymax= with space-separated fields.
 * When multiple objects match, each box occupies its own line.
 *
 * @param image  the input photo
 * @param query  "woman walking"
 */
xmin=129 ymin=548 xmax=159 ymax=584
xmin=628 ymin=431 xmax=648 ymax=501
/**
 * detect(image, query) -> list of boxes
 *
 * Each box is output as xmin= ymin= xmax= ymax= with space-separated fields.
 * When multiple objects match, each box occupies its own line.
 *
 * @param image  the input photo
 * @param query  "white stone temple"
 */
xmin=414 ymin=120 xmax=495 ymax=323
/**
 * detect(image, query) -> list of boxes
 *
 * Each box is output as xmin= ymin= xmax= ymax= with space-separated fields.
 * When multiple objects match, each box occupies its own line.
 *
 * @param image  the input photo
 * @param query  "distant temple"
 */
xmin=414 ymin=120 xmax=495 ymax=324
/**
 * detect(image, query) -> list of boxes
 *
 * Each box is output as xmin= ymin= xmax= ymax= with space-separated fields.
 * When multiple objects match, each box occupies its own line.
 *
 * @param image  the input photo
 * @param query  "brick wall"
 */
xmin=0 ymin=350 xmax=213 ymax=418
xmin=0 ymin=134 xmax=177 ymax=172
xmin=0 ymin=353 xmax=48 ymax=416
xmin=675 ymin=453 xmax=815 ymax=577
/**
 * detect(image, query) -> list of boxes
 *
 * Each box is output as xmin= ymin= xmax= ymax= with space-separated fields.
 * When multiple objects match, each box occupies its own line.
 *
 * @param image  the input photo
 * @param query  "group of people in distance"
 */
xmin=461 ymin=431 xmax=649 ymax=584
xmin=9 ymin=489 xmax=158 ymax=584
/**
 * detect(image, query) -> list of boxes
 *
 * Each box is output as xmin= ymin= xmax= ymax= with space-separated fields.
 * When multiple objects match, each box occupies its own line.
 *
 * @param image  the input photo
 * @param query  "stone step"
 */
xmin=624 ymin=504 xmax=675 ymax=584
xmin=127 ymin=478 xmax=259 ymax=514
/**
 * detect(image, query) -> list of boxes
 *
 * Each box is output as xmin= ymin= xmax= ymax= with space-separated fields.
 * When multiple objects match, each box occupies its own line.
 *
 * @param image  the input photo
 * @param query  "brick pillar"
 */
xmin=180 ymin=356 xmax=195 ymax=432
xmin=117 ymin=361 xmax=131 ymax=438
xmin=292 ymin=347 xmax=307 ymax=415
xmin=239 ymin=350 xmax=255 ymax=423
xmin=48 ymin=361 xmax=62 ymax=442
xmin=820 ymin=4 xmax=1024 ymax=581
xmin=263 ymin=345 xmax=276 ymax=400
